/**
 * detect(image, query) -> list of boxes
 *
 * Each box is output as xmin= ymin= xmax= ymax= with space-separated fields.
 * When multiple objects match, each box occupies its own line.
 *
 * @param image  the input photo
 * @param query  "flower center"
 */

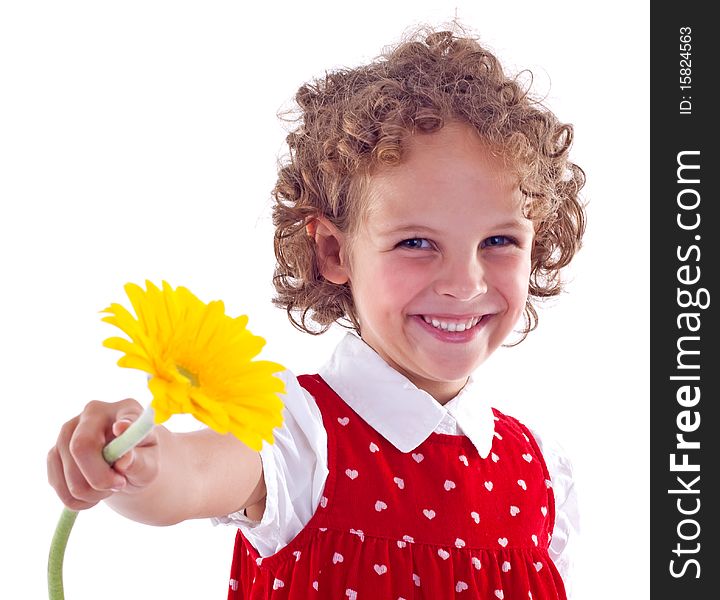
xmin=176 ymin=364 xmax=199 ymax=387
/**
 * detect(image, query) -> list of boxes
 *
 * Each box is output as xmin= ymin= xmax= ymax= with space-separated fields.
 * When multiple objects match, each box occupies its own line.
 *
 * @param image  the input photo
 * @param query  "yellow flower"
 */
xmin=101 ymin=280 xmax=285 ymax=450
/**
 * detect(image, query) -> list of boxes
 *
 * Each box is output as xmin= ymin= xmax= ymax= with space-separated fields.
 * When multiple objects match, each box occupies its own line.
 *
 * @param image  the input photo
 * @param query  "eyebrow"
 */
xmin=376 ymin=219 xmax=532 ymax=236
xmin=375 ymin=224 xmax=441 ymax=236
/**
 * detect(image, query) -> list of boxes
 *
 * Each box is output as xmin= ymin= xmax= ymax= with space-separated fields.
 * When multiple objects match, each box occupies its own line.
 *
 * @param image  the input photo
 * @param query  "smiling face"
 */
xmin=317 ymin=122 xmax=535 ymax=403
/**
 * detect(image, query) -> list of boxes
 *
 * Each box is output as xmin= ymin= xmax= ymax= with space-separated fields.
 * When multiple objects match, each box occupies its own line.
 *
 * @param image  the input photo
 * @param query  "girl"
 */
xmin=48 ymin=25 xmax=585 ymax=599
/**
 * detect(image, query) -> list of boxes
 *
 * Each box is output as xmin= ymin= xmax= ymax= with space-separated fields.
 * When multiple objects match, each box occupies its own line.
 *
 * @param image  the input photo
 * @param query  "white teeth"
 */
xmin=421 ymin=316 xmax=481 ymax=332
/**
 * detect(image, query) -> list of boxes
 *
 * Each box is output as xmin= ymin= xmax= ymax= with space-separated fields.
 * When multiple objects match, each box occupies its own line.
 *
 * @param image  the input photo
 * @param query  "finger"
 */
xmin=113 ymin=433 xmax=160 ymax=490
xmin=113 ymin=399 xmax=145 ymax=424
xmin=110 ymin=414 xmax=158 ymax=446
xmin=47 ymin=445 xmax=108 ymax=511
xmin=109 ymin=414 xmax=159 ymax=481
xmin=111 ymin=418 xmax=134 ymax=438
xmin=65 ymin=402 xmax=128 ymax=492
xmin=47 ymin=445 xmax=84 ymax=509
xmin=112 ymin=448 xmax=135 ymax=473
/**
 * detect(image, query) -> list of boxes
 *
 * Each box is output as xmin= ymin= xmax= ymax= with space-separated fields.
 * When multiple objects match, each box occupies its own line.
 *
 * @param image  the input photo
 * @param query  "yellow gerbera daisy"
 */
xmin=101 ymin=280 xmax=285 ymax=450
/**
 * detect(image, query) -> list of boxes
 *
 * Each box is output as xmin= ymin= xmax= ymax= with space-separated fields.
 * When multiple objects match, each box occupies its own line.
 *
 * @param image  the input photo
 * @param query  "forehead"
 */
xmin=362 ymin=122 xmax=525 ymax=222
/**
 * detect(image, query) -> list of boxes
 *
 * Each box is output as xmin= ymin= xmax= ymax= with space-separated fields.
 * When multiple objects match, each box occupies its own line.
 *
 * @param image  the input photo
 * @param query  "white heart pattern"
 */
xmin=273 ymin=578 xmax=284 ymax=590
xmin=423 ymin=509 xmax=436 ymax=520
xmin=397 ymin=540 xmax=407 ymax=548
xmin=374 ymin=564 xmax=388 ymax=575
xmin=502 ymin=560 xmax=511 ymax=572
xmin=333 ymin=552 xmax=344 ymax=564
xmin=517 ymin=479 xmax=527 ymax=490
xmin=369 ymin=442 xmax=379 ymax=453
xmin=292 ymin=550 xmax=301 ymax=562
xmin=345 ymin=468 xmax=359 ymax=480
xmin=471 ymin=511 xmax=480 ymax=524
xmin=312 ymin=581 xmax=319 ymax=591
xmin=438 ymin=548 xmax=450 ymax=560
xmin=531 ymin=534 xmax=538 ymax=546
xmin=338 ymin=417 xmax=350 ymax=426
xmin=495 ymin=591 xmax=504 ymax=599
xmin=413 ymin=573 xmax=421 ymax=587
xmin=455 ymin=538 xmax=465 ymax=548
xmin=471 ymin=557 xmax=482 ymax=570
xmin=491 ymin=452 xmax=499 ymax=462
xmin=534 ymin=561 xmax=543 ymax=572
xmin=345 ymin=589 xmax=357 ymax=600
xmin=522 ymin=453 xmax=533 ymax=462
xmin=403 ymin=535 xmax=415 ymax=543
xmin=350 ymin=528 xmax=365 ymax=542
xmin=484 ymin=481 xmax=494 ymax=491
xmin=498 ymin=537 xmax=508 ymax=547
xmin=394 ymin=477 xmax=405 ymax=489
xmin=510 ymin=505 xmax=520 ymax=516
xmin=320 ymin=496 xmax=328 ymax=508
xmin=375 ymin=500 xmax=388 ymax=512
xmin=444 ymin=480 xmax=456 ymax=491
xmin=412 ymin=452 xmax=424 ymax=463
xmin=541 ymin=506 xmax=548 ymax=516
xmin=459 ymin=455 xmax=469 ymax=466
xmin=456 ymin=581 xmax=469 ymax=592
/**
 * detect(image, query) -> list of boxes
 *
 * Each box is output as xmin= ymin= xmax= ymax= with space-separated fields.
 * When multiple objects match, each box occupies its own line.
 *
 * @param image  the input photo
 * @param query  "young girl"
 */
xmin=48 ymin=25 xmax=585 ymax=599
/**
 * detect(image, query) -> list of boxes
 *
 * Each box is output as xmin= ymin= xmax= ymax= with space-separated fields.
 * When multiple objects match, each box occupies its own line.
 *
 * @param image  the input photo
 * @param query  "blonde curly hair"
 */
xmin=271 ymin=25 xmax=586 ymax=341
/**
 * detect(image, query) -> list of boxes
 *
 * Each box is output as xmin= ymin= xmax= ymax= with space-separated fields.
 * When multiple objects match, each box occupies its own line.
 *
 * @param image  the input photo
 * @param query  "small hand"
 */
xmin=47 ymin=398 xmax=159 ymax=511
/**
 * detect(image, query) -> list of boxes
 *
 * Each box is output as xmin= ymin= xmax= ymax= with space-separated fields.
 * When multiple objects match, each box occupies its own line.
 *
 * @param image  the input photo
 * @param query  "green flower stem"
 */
xmin=48 ymin=406 xmax=156 ymax=600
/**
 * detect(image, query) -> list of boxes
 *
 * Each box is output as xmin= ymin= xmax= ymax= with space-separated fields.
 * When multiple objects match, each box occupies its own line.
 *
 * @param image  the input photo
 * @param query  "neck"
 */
xmin=414 ymin=377 xmax=468 ymax=405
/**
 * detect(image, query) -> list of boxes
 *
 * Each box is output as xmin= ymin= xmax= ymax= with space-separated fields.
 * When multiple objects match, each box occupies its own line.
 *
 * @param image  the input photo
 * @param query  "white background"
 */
xmin=0 ymin=1 xmax=648 ymax=598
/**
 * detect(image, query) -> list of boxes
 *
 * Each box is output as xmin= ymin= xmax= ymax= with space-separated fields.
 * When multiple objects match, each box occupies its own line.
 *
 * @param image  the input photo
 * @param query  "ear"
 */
xmin=306 ymin=216 xmax=350 ymax=285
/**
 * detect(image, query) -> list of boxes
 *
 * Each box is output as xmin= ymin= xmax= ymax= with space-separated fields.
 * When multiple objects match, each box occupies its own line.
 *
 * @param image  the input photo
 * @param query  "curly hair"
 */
xmin=271 ymin=24 xmax=586 ymax=341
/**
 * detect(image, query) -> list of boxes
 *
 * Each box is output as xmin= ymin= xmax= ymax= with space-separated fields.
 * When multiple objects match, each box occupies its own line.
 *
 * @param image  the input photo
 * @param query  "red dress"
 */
xmin=227 ymin=374 xmax=567 ymax=599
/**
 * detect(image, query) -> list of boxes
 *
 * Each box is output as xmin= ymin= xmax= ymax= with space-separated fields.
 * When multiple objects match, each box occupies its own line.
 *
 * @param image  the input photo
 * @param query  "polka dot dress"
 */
xmin=227 ymin=374 xmax=567 ymax=599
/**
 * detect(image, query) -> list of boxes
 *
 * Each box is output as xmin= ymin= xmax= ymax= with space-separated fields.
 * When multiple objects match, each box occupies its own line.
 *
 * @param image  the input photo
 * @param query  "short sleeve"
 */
xmin=528 ymin=427 xmax=580 ymax=600
xmin=211 ymin=370 xmax=329 ymax=558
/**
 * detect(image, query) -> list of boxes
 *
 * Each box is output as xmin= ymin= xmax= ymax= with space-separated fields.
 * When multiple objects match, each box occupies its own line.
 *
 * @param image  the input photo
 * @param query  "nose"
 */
xmin=433 ymin=253 xmax=488 ymax=300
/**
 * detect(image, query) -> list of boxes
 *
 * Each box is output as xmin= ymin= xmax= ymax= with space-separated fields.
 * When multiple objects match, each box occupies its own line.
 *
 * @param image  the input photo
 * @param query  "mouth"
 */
xmin=417 ymin=314 xmax=486 ymax=332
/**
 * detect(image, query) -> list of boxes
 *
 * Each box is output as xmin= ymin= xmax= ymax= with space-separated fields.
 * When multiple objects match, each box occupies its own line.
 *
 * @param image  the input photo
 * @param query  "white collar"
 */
xmin=318 ymin=332 xmax=495 ymax=458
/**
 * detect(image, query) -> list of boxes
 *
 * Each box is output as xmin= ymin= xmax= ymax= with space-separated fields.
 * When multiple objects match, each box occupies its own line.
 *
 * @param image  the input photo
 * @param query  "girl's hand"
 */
xmin=47 ymin=399 xmax=160 ymax=511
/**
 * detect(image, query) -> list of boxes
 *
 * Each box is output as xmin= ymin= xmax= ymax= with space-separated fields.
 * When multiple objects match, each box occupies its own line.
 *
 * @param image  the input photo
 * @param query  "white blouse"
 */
xmin=214 ymin=332 xmax=579 ymax=598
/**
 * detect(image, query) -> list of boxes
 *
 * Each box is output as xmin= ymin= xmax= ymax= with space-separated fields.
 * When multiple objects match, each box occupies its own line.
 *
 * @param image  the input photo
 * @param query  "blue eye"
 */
xmin=398 ymin=238 xmax=432 ymax=250
xmin=482 ymin=235 xmax=515 ymax=248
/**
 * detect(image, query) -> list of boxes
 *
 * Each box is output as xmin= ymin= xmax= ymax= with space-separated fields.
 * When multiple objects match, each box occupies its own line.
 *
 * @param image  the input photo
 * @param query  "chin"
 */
xmin=426 ymin=362 xmax=478 ymax=383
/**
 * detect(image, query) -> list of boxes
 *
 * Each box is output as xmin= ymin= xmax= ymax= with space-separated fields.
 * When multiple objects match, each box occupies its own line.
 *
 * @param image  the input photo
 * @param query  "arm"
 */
xmin=47 ymin=398 xmax=265 ymax=527
xmin=106 ymin=425 xmax=265 ymax=526
xmin=212 ymin=370 xmax=330 ymax=558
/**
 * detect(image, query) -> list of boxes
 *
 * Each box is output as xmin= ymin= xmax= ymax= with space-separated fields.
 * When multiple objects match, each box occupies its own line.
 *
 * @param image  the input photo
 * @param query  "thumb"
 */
xmin=108 ymin=418 xmax=138 ymax=472
xmin=108 ymin=423 xmax=160 ymax=488
xmin=111 ymin=417 xmax=135 ymax=438
xmin=112 ymin=447 xmax=136 ymax=474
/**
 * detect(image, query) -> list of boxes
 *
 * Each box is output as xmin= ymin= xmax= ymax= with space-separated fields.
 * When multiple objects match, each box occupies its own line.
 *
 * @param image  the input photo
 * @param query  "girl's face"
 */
xmin=334 ymin=123 xmax=535 ymax=403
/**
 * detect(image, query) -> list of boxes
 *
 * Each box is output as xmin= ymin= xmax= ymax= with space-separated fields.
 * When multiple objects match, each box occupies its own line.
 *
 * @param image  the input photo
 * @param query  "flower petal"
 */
xmin=103 ymin=281 xmax=285 ymax=447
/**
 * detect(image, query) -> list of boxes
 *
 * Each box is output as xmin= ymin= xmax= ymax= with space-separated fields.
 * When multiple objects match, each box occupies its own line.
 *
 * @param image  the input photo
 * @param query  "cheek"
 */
xmin=493 ymin=257 xmax=532 ymax=303
xmin=353 ymin=258 xmax=427 ymax=310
